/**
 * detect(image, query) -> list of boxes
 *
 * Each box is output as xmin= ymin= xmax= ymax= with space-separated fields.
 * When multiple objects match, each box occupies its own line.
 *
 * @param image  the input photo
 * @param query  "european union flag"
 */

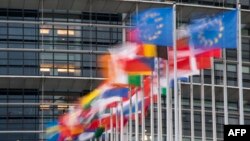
xmin=189 ymin=10 xmax=237 ymax=49
xmin=135 ymin=7 xmax=173 ymax=46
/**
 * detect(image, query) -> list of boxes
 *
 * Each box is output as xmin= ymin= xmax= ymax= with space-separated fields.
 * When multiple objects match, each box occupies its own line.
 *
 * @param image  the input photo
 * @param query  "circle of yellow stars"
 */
xmin=197 ymin=17 xmax=224 ymax=47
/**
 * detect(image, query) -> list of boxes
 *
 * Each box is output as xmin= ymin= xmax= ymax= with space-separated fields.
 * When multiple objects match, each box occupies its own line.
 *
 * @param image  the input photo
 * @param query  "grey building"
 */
xmin=0 ymin=0 xmax=250 ymax=141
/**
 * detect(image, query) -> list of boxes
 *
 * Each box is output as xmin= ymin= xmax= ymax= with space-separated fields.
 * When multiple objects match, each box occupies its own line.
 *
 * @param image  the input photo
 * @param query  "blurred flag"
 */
xmin=119 ymin=57 xmax=155 ymax=75
xmin=109 ymin=43 xmax=155 ymax=76
xmin=189 ymin=10 xmax=237 ymax=49
xmin=78 ymin=132 xmax=95 ymax=141
xmin=137 ymin=44 xmax=168 ymax=59
xmin=46 ymin=121 xmax=60 ymax=141
xmin=153 ymin=59 xmax=168 ymax=96
xmin=100 ymin=87 xmax=129 ymax=99
xmin=94 ymin=127 xmax=105 ymax=138
xmin=134 ymin=7 xmax=173 ymax=46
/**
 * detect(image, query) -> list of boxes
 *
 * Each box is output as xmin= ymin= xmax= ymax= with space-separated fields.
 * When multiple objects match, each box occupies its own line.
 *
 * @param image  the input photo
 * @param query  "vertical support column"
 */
xmin=128 ymin=9 xmax=133 ymax=141
xmin=211 ymin=58 xmax=217 ymax=141
xmin=157 ymin=58 xmax=162 ymax=141
xmin=40 ymin=0 xmax=45 ymax=139
xmin=141 ymin=76 xmax=145 ymax=141
xmin=237 ymin=1 xmax=244 ymax=125
xmin=121 ymin=12 xmax=126 ymax=141
xmin=150 ymin=73 xmax=154 ymax=141
xmin=190 ymin=76 xmax=194 ymax=141
xmin=166 ymin=60 xmax=172 ymax=141
xmin=178 ymin=80 xmax=182 ymax=141
xmin=129 ymin=87 xmax=132 ymax=141
xmin=120 ymin=101 xmax=124 ymax=141
xmin=135 ymin=3 xmax=139 ymax=141
xmin=116 ymin=109 xmax=119 ymax=141
xmin=41 ymin=77 xmax=45 ymax=140
xmin=135 ymin=90 xmax=139 ymax=141
xmin=201 ymin=70 xmax=206 ymax=141
xmin=172 ymin=3 xmax=179 ymax=141
xmin=223 ymin=49 xmax=229 ymax=125
xmin=110 ymin=109 xmax=113 ymax=141
xmin=122 ymin=13 xmax=126 ymax=43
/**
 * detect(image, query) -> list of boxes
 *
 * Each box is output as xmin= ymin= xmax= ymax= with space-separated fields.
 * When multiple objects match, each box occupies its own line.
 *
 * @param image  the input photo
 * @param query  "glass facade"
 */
xmin=0 ymin=9 xmax=122 ymax=77
xmin=0 ymin=0 xmax=250 ymax=141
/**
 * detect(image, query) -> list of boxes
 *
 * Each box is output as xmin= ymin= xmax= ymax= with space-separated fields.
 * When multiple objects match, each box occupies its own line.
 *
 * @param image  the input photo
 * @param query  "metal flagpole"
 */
xmin=237 ymin=0 xmax=244 ymax=125
xmin=150 ymin=73 xmax=154 ymax=141
xmin=116 ymin=108 xmax=119 ymax=141
xmin=211 ymin=57 xmax=217 ymax=141
xmin=157 ymin=58 xmax=162 ymax=141
xmin=105 ymin=131 xmax=108 ymax=141
xmin=110 ymin=109 xmax=113 ymax=141
xmin=223 ymin=48 xmax=229 ymax=125
xmin=97 ymin=106 xmax=102 ymax=141
xmin=173 ymin=3 xmax=179 ymax=141
xmin=201 ymin=70 xmax=206 ymax=141
xmin=190 ymin=76 xmax=194 ymax=141
xmin=129 ymin=87 xmax=132 ymax=141
xmin=166 ymin=61 xmax=172 ymax=141
xmin=120 ymin=101 xmax=124 ymax=141
xmin=135 ymin=90 xmax=139 ymax=141
xmin=178 ymin=79 xmax=182 ymax=141
xmin=166 ymin=60 xmax=173 ymax=141
xmin=141 ymin=76 xmax=145 ymax=141
xmin=135 ymin=3 xmax=139 ymax=141
xmin=125 ymin=122 xmax=129 ymax=141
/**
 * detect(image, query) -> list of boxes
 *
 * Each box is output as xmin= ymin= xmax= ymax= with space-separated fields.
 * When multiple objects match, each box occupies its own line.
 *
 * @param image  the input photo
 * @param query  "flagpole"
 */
xmin=201 ymin=70 xmax=206 ymax=141
xmin=105 ymin=131 xmax=108 ymax=141
xmin=110 ymin=108 xmax=113 ymax=141
xmin=120 ymin=100 xmax=124 ymax=141
xmin=135 ymin=90 xmax=139 ymax=141
xmin=166 ymin=60 xmax=172 ymax=141
xmin=173 ymin=3 xmax=179 ymax=141
xmin=223 ymin=48 xmax=229 ymax=125
xmin=129 ymin=87 xmax=132 ymax=141
xmin=150 ymin=73 xmax=154 ymax=141
xmin=157 ymin=58 xmax=162 ymax=141
xmin=178 ymin=79 xmax=182 ymax=141
xmin=141 ymin=76 xmax=145 ymax=141
xmin=211 ymin=57 xmax=217 ymax=141
xmin=135 ymin=3 xmax=139 ymax=141
xmin=121 ymin=12 xmax=126 ymax=141
xmin=237 ymin=0 xmax=244 ymax=125
xmin=115 ymin=108 xmax=119 ymax=141
xmin=125 ymin=122 xmax=129 ymax=141
xmin=190 ymin=76 xmax=194 ymax=141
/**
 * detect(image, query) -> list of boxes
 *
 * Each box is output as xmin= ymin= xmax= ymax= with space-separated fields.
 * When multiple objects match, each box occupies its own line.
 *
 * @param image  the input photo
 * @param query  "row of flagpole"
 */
xmin=104 ymin=1 xmax=242 ymax=141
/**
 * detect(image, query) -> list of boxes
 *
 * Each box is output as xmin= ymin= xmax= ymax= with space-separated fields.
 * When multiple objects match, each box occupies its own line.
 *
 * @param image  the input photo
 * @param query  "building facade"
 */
xmin=0 ymin=0 xmax=250 ymax=141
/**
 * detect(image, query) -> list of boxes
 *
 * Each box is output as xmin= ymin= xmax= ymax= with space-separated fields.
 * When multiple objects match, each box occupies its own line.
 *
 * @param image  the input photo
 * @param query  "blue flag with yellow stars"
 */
xmin=135 ymin=7 xmax=173 ymax=46
xmin=189 ymin=10 xmax=237 ymax=49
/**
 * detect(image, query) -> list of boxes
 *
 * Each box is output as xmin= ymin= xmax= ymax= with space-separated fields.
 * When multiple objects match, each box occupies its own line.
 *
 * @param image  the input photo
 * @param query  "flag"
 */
xmin=94 ymin=127 xmax=105 ymax=138
xmin=80 ymin=88 xmax=102 ymax=109
xmin=119 ymin=57 xmax=155 ymax=75
xmin=46 ymin=121 xmax=60 ymax=141
xmin=153 ymin=58 xmax=169 ymax=96
xmin=128 ymin=75 xmax=141 ymax=87
xmin=134 ymin=7 xmax=173 ymax=46
xmin=100 ymin=87 xmax=129 ymax=99
xmin=137 ymin=44 xmax=168 ymax=59
xmin=109 ymin=43 xmax=154 ymax=76
xmin=80 ymin=83 xmax=116 ymax=109
xmin=78 ymin=132 xmax=95 ymax=141
xmin=189 ymin=10 xmax=237 ymax=49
